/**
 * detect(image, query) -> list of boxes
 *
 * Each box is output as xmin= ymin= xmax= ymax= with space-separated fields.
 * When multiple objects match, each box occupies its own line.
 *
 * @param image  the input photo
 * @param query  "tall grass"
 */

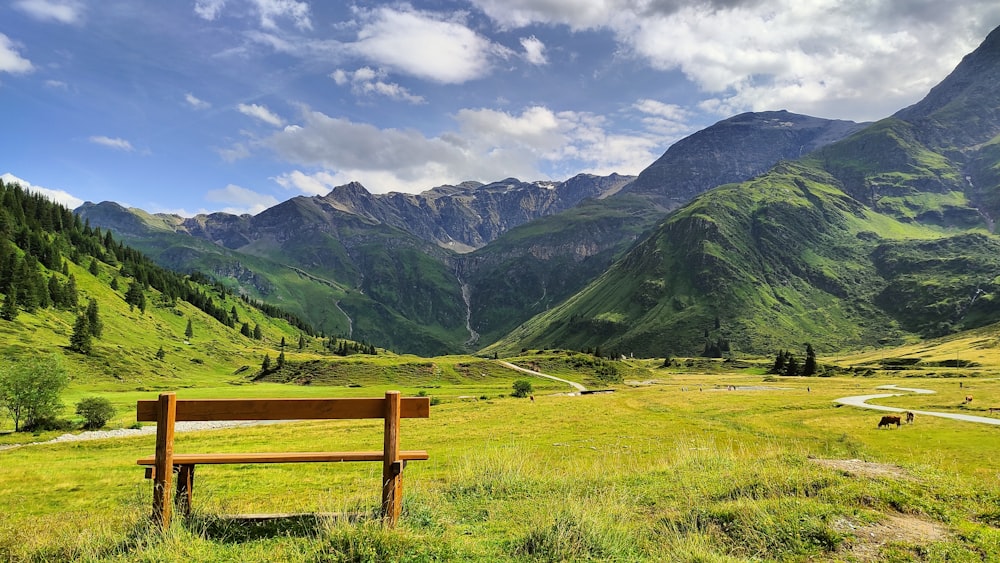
xmin=4 ymin=372 xmax=1000 ymax=561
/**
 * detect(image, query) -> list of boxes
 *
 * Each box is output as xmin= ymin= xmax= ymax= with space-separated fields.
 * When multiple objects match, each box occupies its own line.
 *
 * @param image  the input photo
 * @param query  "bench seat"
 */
xmin=137 ymin=450 xmax=429 ymax=466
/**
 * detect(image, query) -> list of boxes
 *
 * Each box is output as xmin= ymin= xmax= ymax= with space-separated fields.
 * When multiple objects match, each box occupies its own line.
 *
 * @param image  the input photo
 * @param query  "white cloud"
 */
xmin=216 ymin=142 xmax=251 ymax=162
xmin=194 ymin=0 xmax=311 ymax=30
xmin=253 ymin=0 xmax=311 ymax=31
xmin=520 ymin=35 xmax=547 ymax=65
xmin=185 ymin=93 xmax=211 ymax=110
xmin=88 ymin=136 xmax=134 ymax=152
xmin=13 ymin=0 xmax=84 ymax=25
xmin=330 ymin=67 xmax=425 ymax=104
xmin=471 ymin=0 xmax=1000 ymax=121
xmin=204 ymin=184 xmax=279 ymax=215
xmin=194 ymin=0 xmax=226 ymax=21
xmin=349 ymin=6 xmax=509 ymax=84
xmin=237 ymin=103 xmax=285 ymax=126
xmin=44 ymin=79 xmax=68 ymax=89
xmin=262 ymin=104 xmax=663 ymax=194
xmin=0 ymin=34 xmax=34 ymax=74
xmin=1 ymin=173 xmax=84 ymax=209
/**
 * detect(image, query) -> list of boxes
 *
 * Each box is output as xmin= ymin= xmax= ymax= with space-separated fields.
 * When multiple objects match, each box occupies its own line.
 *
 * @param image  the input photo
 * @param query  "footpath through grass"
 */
xmin=3 ymin=363 xmax=1000 ymax=562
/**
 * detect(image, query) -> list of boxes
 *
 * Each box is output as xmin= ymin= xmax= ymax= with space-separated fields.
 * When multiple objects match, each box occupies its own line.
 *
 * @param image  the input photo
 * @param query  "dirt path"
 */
xmin=497 ymin=361 xmax=587 ymax=393
xmin=835 ymin=384 xmax=1000 ymax=426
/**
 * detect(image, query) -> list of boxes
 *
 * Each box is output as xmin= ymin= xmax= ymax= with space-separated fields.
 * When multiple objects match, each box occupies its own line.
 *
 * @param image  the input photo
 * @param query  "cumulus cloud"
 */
xmin=470 ymin=0 xmax=1000 ymax=121
xmin=0 ymin=34 xmax=33 ymax=74
xmin=204 ymin=183 xmax=279 ymax=215
xmin=237 ymin=103 xmax=285 ymax=126
xmin=88 ymin=136 xmax=134 ymax=152
xmin=520 ymin=35 xmax=547 ymax=65
xmin=348 ymin=6 xmax=509 ymax=84
xmin=13 ymin=0 xmax=84 ymax=25
xmin=331 ymin=67 xmax=425 ymax=104
xmin=1 ymin=173 xmax=84 ymax=208
xmin=185 ymin=93 xmax=211 ymax=109
xmin=262 ymin=104 xmax=664 ymax=194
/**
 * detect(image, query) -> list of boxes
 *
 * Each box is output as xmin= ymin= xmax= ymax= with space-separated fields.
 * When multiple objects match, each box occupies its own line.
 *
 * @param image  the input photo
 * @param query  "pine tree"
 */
xmin=770 ymin=350 xmax=786 ymax=374
xmin=109 ymin=276 xmax=119 ymax=291
xmin=0 ymin=292 xmax=17 ymax=321
xmin=65 ymin=274 xmax=78 ymax=309
xmin=240 ymin=322 xmax=251 ymax=337
xmin=185 ymin=319 xmax=193 ymax=340
xmin=261 ymin=353 xmax=271 ymax=372
xmin=803 ymin=343 xmax=817 ymax=376
xmin=280 ymin=336 xmax=286 ymax=348
xmin=125 ymin=282 xmax=145 ymax=312
xmin=784 ymin=354 xmax=799 ymax=377
xmin=47 ymin=275 xmax=62 ymax=307
xmin=230 ymin=306 xmax=239 ymax=324
xmin=277 ymin=350 xmax=285 ymax=369
xmin=253 ymin=323 xmax=262 ymax=340
xmin=86 ymin=299 xmax=103 ymax=338
xmin=70 ymin=314 xmax=92 ymax=354
xmin=88 ymin=258 xmax=99 ymax=276
xmin=155 ymin=346 xmax=165 ymax=360
xmin=298 ymin=334 xmax=305 ymax=350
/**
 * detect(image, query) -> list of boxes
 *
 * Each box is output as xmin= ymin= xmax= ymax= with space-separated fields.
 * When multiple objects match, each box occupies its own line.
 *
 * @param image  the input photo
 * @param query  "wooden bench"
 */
xmin=136 ymin=391 xmax=429 ymax=529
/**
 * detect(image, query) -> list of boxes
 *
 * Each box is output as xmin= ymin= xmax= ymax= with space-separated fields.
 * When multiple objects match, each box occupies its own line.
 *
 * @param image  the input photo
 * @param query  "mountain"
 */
xmin=315 ymin=174 xmax=633 ymax=252
xmin=619 ymin=110 xmax=866 ymax=211
xmin=486 ymin=25 xmax=1000 ymax=357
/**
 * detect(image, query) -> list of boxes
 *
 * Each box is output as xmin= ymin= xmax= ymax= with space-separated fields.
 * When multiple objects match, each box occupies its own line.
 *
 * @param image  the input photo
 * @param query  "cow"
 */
xmin=965 ymin=395 xmax=973 ymax=403
xmin=905 ymin=411 xmax=914 ymax=424
xmin=878 ymin=415 xmax=901 ymax=428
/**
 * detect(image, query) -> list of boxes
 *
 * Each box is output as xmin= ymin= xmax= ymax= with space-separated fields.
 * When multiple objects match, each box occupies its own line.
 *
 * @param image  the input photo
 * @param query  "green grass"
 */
xmin=4 ymin=358 xmax=1000 ymax=561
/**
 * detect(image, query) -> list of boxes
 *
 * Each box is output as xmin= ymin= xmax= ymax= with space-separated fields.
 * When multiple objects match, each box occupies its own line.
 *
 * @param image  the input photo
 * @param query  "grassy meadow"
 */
xmin=2 ymin=348 xmax=1000 ymax=562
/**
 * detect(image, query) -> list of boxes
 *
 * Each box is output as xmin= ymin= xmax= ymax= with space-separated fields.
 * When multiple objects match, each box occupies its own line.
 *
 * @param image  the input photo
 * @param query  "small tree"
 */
xmin=261 ymin=353 xmax=271 ymax=372
xmin=298 ymin=334 xmax=306 ymax=350
xmin=86 ymin=298 xmax=103 ymax=339
xmin=185 ymin=319 xmax=193 ymax=340
xmin=0 ymin=292 xmax=16 ymax=321
xmin=253 ymin=323 xmax=262 ymax=340
xmin=76 ymin=396 xmax=115 ymax=430
xmin=70 ymin=313 xmax=92 ymax=354
xmin=277 ymin=350 xmax=286 ymax=369
xmin=280 ymin=336 xmax=286 ymax=348
xmin=155 ymin=345 xmax=166 ymax=360
xmin=512 ymin=379 xmax=533 ymax=398
xmin=802 ymin=343 xmax=817 ymax=376
xmin=784 ymin=354 xmax=799 ymax=377
xmin=0 ymin=354 xmax=69 ymax=432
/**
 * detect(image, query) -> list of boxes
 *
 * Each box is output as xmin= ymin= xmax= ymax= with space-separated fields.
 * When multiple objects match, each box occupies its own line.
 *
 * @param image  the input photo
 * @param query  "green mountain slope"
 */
xmin=0 ymin=179 xmax=324 ymax=388
xmin=487 ymin=25 xmax=1000 ymax=357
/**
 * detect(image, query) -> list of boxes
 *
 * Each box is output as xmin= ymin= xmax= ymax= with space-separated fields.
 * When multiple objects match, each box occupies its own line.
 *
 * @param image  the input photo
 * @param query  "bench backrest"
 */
xmin=136 ymin=396 xmax=430 ymax=422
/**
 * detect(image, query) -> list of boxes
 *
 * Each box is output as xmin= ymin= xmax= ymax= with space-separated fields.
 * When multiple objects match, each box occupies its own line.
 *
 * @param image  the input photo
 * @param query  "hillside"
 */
xmin=0 ymin=178 xmax=341 ymax=389
xmin=487 ymin=25 xmax=1000 ymax=357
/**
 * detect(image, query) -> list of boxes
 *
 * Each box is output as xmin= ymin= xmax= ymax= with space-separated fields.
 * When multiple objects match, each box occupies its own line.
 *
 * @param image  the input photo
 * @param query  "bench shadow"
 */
xmin=186 ymin=512 xmax=365 ymax=543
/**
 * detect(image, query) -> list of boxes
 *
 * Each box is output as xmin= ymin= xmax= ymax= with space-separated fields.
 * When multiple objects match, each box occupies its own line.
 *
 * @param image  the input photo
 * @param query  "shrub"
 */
xmin=76 ymin=396 xmax=115 ymax=430
xmin=512 ymin=379 xmax=533 ymax=398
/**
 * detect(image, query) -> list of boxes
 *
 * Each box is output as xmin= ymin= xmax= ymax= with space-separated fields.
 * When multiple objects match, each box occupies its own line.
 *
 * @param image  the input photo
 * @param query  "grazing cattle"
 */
xmin=905 ymin=411 xmax=914 ymax=424
xmin=878 ymin=415 xmax=901 ymax=428
xmin=965 ymin=395 xmax=973 ymax=403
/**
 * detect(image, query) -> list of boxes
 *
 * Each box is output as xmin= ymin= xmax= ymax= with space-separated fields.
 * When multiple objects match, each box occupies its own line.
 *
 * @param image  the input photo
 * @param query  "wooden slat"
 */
xmin=137 ymin=450 xmax=430 ymax=466
xmin=136 ymin=396 xmax=430 ymax=422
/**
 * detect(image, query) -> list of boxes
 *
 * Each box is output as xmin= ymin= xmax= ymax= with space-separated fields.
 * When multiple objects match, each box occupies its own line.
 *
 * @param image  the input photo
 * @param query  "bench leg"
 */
xmin=176 ymin=465 xmax=194 ymax=518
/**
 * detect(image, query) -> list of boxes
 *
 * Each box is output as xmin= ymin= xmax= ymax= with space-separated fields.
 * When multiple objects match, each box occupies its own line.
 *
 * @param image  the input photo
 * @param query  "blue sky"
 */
xmin=2 ymin=1 xmax=999 ymax=216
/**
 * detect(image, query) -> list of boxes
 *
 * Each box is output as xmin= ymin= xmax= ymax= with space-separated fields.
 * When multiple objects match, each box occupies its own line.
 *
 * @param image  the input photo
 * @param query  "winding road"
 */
xmin=497 ymin=361 xmax=587 ymax=393
xmin=835 ymin=384 xmax=1000 ymax=426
